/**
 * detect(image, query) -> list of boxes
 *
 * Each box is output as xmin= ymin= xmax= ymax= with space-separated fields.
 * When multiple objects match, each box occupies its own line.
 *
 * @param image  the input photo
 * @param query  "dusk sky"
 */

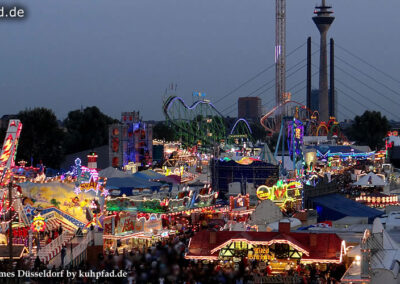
xmin=1 ymin=0 xmax=400 ymax=121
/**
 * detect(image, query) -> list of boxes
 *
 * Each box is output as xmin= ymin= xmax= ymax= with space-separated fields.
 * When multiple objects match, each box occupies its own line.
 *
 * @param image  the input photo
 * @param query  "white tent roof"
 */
xmin=249 ymin=200 xmax=283 ymax=226
xmin=352 ymin=172 xmax=386 ymax=187
xmin=98 ymin=167 xmax=132 ymax=178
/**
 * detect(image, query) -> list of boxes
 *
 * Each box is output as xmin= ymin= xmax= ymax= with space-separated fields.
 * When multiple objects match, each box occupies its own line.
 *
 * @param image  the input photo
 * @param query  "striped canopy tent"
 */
xmin=46 ymin=217 xmax=77 ymax=233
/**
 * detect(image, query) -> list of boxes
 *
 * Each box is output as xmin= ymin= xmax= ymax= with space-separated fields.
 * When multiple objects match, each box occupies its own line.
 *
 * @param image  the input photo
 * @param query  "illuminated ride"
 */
xmin=260 ymin=100 xmax=346 ymax=177
xmin=163 ymin=96 xmax=227 ymax=149
xmin=314 ymin=115 xmax=341 ymax=137
xmin=260 ymin=100 xmax=312 ymax=135
xmin=260 ymin=100 xmax=342 ymax=137
xmin=0 ymin=120 xmax=23 ymax=186
xmin=256 ymin=180 xmax=302 ymax=212
xmin=262 ymin=103 xmax=309 ymax=176
xmin=227 ymin=118 xmax=254 ymax=145
xmin=0 ymin=120 xmax=30 ymax=227
xmin=287 ymin=118 xmax=304 ymax=174
xmin=163 ymin=96 xmax=254 ymax=150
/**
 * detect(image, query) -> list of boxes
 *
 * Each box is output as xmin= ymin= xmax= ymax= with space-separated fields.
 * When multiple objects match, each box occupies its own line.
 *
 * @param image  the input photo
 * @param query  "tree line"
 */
xmin=0 ymin=107 xmax=118 ymax=168
xmin=0 ymin=108 xmax=390 ymax=169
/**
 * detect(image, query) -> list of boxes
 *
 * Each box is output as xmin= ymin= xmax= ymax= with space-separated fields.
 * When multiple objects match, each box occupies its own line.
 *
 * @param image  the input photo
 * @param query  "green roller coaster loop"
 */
xmin=163 ymin=96 xmax=254 ymax=150
xmin=163 ymin=96 xmax=227 ymax=149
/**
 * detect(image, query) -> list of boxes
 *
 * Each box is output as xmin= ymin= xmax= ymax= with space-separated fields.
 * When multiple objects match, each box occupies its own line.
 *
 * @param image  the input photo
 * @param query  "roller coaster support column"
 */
xmin=274 ymin=119 xmax=284 ymax=165
xmin=274 ymin=116 xmax=295 ymax=177
xmin=274 ymin=118 xmax=288 ymax=174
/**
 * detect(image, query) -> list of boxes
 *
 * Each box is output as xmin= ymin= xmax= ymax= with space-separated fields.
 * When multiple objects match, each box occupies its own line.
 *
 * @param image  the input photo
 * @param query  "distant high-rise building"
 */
xmin=238 ymin=97 xmax=262 ymax=120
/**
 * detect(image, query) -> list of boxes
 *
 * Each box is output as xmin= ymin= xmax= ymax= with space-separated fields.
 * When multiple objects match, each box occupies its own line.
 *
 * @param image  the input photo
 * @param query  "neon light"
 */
xmin=287 ymin=119 xmax=304 ymax=158
xmin=300 ymin=258 xmax=341 ymax=264
xmin=165 ymin=96 xmax=221 ymax=116
xmin=101 ymin=188 xmax=109 ymax=197
xmin=316 ymin=150 xmax=375 ymax=159
xmin=210 ymin=238 xmax=310 ymax=256
xmin=80 ymin=176 xmax=99 ymax=194
xmin=0 ymin=120 xmax=22 ymax=184
xmin=0 ymin=136 xmax=13 ymax=164
xmin=185 ymin=255 xmax=219 ymax=260
xmin=74 ymin=187 xmax=82 ymax=195
xmin=31 ymin=213 xmax=46 ymax=232
xmin=256 ymin=181 xmax=302 ymax=201
xmin=230 ymin=118 xmax=253 ymax=135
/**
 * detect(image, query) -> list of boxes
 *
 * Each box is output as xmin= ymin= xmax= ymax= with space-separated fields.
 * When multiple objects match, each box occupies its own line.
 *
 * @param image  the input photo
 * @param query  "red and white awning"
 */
xmin=46 ymin=218 xmax=76 ymax=233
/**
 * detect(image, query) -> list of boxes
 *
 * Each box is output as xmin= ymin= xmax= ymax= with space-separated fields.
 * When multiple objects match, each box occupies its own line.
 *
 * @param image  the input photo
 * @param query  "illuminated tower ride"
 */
xmin=313 ymin=0 xmax=334 ymax=122
xmin=275 ymin=0 xmax=287 ymax=120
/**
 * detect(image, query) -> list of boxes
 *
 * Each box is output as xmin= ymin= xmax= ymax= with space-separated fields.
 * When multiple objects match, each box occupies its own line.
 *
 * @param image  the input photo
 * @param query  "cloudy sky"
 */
xmin=1 ymin=0 xmax=400 ymax=121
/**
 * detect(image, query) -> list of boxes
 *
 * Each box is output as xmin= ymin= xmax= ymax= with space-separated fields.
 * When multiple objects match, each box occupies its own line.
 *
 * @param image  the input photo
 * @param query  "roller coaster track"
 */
xmin=260 ymin=100 xmax=313 ymax=134
xmin=163 ymin=96 xmax=225 ymax=118
xmin=163 ymin=96 xmax=226 ymax=147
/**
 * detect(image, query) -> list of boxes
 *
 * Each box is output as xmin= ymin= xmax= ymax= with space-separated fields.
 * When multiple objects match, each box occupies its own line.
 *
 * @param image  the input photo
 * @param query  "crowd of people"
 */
xmin=0 ymin=227 xmax=345 ymax=284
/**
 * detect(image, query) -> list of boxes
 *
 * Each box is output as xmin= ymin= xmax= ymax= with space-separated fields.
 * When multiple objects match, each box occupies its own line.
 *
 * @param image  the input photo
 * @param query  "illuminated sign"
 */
xmin=113 ymin=213 xmax=162 ymax=235
xmin=143 ymin=214 xmax=162 ymax=233
xmin=248 ymin=246 xmax=273 ymax=261
xmin=80 ymin=176 xmax=98 ymax=193
xmin=256 ymin=181 xmax=302 ymax=202
xmin=228 ymin=134 xmax=248 ymax=139
xmin=229 ymin=194 xmax=250 ymax=210
xmin=116 ymin=214 xmax=142 ymax=235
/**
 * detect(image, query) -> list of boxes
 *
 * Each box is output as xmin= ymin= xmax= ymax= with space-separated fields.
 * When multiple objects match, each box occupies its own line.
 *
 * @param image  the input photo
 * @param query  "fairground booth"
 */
xmin=255 ymin=180 xmax=303 ymax=213
xmin=103 ymin=186 xmax=219 ymax=253
xmin=186 ymin=222 xmax=347 ymax=273
xmin=306 ymin=145 xmax=375 ymax=174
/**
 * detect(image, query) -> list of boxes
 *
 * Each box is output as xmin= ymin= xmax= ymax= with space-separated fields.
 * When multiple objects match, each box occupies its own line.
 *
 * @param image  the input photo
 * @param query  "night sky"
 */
xmin=1 ymin=0 xmax=399 ymax=121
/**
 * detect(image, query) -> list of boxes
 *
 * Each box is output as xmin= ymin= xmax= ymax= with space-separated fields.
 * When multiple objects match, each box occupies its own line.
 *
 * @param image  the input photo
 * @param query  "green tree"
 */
xmin=250 ymin=122 xmax=267 ymax=142
xmin=0 ymin=127 xmax=5 ymax=146
xmin=64 ymin=106 xmax=118 ymax=154
xmin=345 ymin=110 xmax=390 ymax=150
xmin=153 ymin=121 xmax=176 ymax=141
xmin=17 ymin=108 xmax=65 ymax=168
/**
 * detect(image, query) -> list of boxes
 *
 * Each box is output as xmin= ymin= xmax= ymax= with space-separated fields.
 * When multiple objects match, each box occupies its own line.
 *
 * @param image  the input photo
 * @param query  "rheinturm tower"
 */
xmin=313 ymin=0 xmax=334 ymax=122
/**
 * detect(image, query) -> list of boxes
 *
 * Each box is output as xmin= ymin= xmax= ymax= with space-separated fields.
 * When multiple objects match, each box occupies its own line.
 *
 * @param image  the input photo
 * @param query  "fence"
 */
xmin=37 ymin=231 xmax=70 ymax=263
xmin=48 ymin=230 xmax=94 ymax=268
